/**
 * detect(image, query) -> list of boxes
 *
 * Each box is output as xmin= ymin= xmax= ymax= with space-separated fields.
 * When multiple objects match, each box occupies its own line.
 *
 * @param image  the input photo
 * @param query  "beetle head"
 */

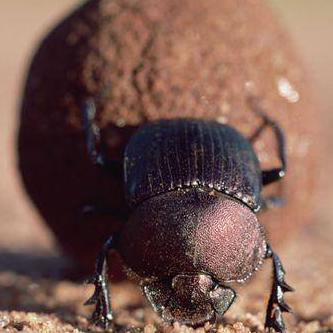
xmin=143 ymin=274 xmax=236 ymax=326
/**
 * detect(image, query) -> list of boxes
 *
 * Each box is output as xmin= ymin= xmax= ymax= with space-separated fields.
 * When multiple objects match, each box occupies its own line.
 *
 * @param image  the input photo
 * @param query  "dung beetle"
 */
xmin=82 ymin=99 xmax=293 ymax=332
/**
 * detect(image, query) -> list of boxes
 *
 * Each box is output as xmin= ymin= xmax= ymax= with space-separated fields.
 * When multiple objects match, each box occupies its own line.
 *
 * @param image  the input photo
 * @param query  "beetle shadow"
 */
xmin=0 ymin=249 xmax=78 ymax=312
xmin=0 ymin=249 xmax=72 ymax=279
xmin=0 ymin=249 xmax=96 ymax=330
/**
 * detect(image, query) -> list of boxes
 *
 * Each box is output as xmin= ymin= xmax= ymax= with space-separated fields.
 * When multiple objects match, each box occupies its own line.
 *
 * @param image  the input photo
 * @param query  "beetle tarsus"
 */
xmin=265 ymin=245 xmax=293 ymax=332
xmin=85 ymin=237 xmax=115 ymax=329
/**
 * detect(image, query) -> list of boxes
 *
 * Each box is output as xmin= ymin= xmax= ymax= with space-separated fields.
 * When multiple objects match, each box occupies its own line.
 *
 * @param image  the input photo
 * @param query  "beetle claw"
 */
xmin=90 ymin=307 xmax=114 ymax=330
xmin=280 ymin=281 xmax=294 ymax=293
xmin=85 ymin=272 xmax=114 ymax=323
xmin=265 ymin=306 xmax=286 ymax=332
xmin=84 ymin=237 xmax=115 ymax=330
xmin=85 ymin=277 xmax=115 ymax=329
xmin=278 ymin=300 xmax=292 ymax=313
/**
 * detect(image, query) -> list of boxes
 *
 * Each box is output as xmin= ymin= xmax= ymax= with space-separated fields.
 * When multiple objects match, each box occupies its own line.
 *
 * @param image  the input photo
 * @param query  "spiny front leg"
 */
xmin=85 ymin=236 xmax=115 ymax=329
xmin=265 ymin=244 xmax=294 ymax=332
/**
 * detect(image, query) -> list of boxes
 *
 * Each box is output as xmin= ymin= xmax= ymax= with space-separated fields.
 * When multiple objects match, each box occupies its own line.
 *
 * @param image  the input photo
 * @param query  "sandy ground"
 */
xmin=0 ymin=1 xmax=332 ymax=333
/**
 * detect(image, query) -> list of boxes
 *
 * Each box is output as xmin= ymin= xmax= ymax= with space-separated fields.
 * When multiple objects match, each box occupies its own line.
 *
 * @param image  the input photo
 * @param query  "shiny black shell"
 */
xmin=124 ymin=118 xmax=262 ymax=211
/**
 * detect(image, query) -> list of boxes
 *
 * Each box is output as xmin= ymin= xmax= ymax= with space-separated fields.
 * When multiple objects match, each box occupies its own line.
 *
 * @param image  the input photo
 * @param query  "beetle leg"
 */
xmin=85 ymin=236 xmax=115 ymax=329
xmin=248 ymin=99 xmax=287 ymax=187
xmin=249 ymin=105 xmax=287 ymax=211
xmin=264 ymin=244 xmax=294 ymax=332
xmin=81 ymin=98 xmax=106 ymax=166
xmin=81 ymin=99 xmax=123 ymax=176
xmin=259 ymin=111 xmax=286 ymax=186
xmin=249 ymin=120 xmax=268 ymax=143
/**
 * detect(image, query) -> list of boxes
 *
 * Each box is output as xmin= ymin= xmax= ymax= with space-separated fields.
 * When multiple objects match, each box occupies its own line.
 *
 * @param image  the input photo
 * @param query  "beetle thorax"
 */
xmin=118 ymin=189 xmax=266 ymax=282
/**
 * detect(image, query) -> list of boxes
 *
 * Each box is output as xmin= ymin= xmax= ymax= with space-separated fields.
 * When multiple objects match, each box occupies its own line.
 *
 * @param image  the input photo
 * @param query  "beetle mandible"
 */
xmin=82 ymin=100 xmax=293 ymax=332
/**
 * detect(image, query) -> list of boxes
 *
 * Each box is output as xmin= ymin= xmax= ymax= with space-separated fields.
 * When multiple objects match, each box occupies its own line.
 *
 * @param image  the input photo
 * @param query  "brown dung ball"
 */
xmin=18 ymin=0 xmax=320 ymax=275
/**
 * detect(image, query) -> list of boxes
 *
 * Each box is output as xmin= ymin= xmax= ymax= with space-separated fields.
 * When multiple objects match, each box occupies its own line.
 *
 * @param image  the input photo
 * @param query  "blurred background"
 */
xmin=1 ymin=0 xmax=332 ymax=259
